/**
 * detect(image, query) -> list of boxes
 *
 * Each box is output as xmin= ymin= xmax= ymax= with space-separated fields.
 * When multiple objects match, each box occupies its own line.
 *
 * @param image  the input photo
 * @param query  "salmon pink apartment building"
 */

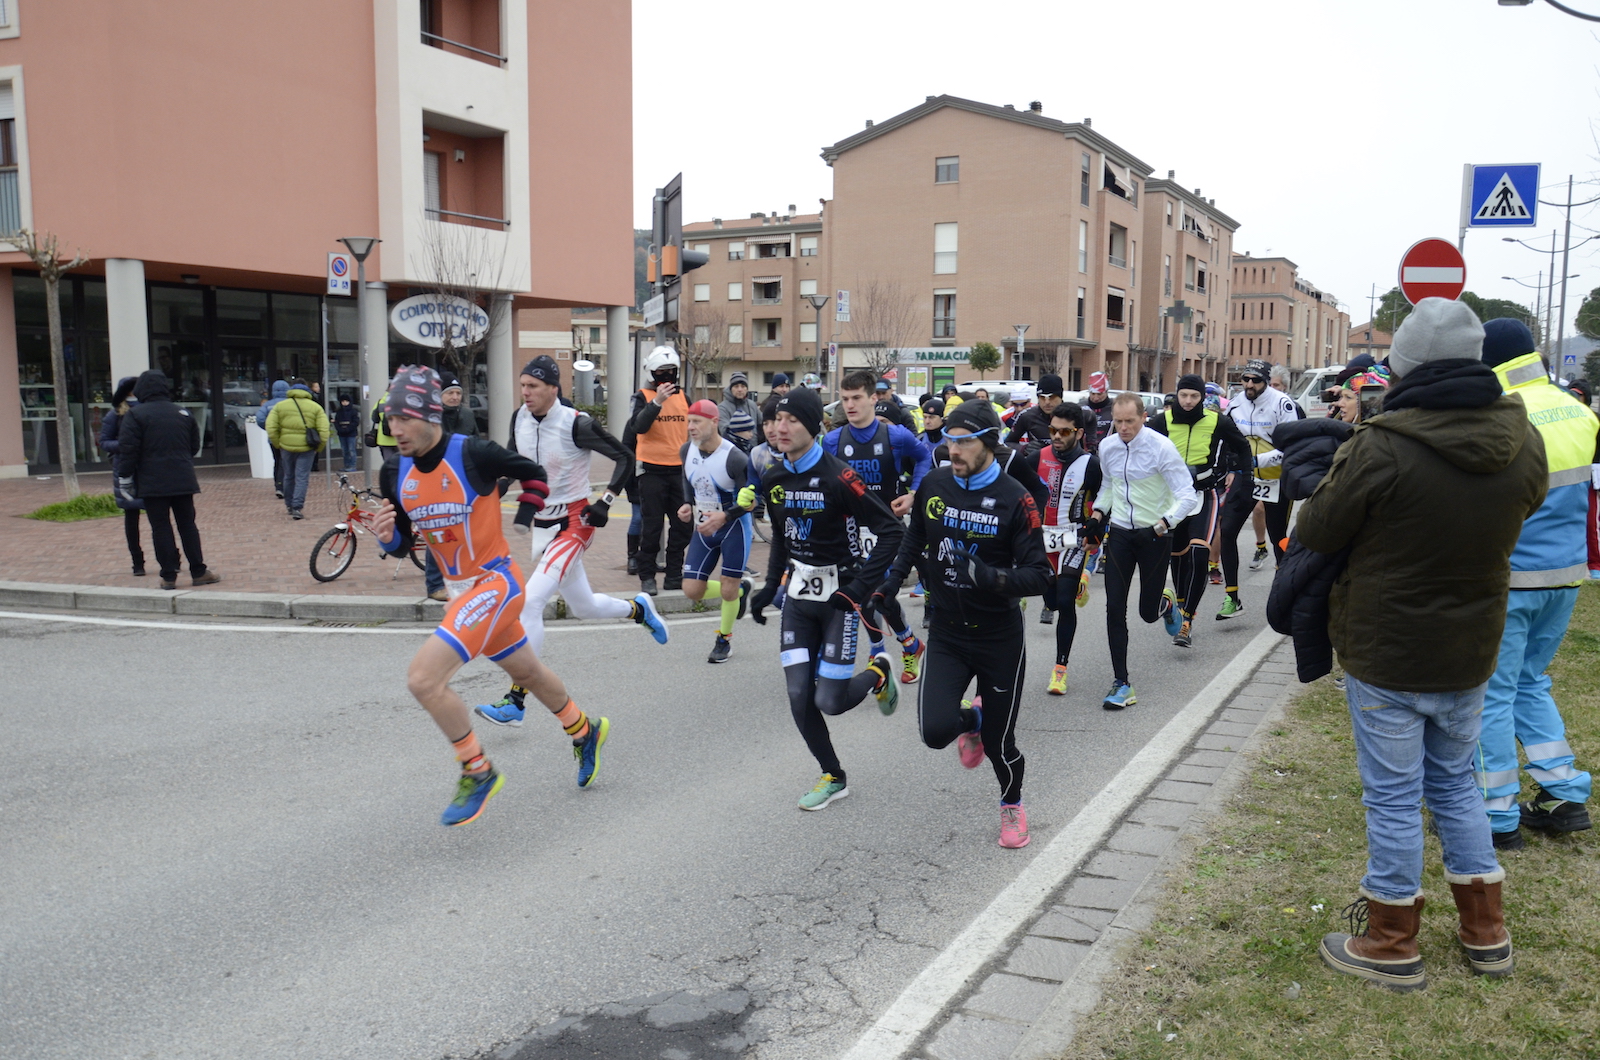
xmin=0 ymin=0 xmax=633 ymax=477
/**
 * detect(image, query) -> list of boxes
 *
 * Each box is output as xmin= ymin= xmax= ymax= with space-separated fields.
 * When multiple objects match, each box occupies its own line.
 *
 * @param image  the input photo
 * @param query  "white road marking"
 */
xmin=0 ymin=610 xmax=720 ymax=635
xmin=840 ymin=624 xmax=1284 ymax=1060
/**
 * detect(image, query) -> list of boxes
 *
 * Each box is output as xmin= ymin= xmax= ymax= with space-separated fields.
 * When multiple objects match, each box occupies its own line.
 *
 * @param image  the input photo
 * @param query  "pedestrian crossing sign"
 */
xmin=1462 ymin=163 xmax=1540 ymax=228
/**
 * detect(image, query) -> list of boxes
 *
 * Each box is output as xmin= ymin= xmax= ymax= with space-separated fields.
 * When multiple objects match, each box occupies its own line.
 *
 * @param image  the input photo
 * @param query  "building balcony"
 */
xmin=1108 ymin=255 xmax=1127 ymax=269
xmin=0 ymin=169 xmax=17 ymax=235
xmin=1076 ymin=316 xmax=1086 ymax=339
xmin=1106 ymin=320 xmax=1125 ymax=331
xmin=751 ymin=296 xmax=782 ymax=306
xmin=425 ymin=207 xmax=510 ymax=231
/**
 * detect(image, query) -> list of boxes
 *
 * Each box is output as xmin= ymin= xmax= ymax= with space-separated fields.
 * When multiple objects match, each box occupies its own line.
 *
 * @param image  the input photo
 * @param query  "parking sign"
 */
xmin=327 ymin=252 xmax=353 ymax=296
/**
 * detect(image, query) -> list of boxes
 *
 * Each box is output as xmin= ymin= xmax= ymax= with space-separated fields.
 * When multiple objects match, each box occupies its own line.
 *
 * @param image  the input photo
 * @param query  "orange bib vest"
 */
xmin=636 ymin=388 xmax=689 ymax=466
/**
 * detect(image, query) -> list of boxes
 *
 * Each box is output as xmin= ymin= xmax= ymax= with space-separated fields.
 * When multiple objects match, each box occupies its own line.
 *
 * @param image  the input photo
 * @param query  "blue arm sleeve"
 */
xmin=891 ymin=425 xmax=933 ymax=491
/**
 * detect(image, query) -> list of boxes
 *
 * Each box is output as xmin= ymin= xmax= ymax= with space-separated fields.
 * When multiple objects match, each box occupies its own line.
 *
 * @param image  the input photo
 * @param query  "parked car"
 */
xmin=955 ymin=378 xmax=1037 ymax=406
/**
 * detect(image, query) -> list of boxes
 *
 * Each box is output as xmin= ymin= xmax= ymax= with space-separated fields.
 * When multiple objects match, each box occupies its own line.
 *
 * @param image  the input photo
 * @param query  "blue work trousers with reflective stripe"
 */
xmin=1477 ymin=586 xmax=1592 ymax=833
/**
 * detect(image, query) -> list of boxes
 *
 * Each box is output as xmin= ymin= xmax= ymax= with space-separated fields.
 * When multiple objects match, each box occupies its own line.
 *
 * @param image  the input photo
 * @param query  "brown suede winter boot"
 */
xmin=1319 ymin=890 xmax=1428 ymax=992
xmin=1448 ymin=870 xmax=1513 ymax=977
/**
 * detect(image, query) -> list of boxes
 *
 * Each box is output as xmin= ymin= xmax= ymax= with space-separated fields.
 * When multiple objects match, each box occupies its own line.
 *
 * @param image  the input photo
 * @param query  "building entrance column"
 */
xmin=105 ymin=259 xmax=149 ymax=385
xmin=0 ymin=268 xmax=22 ymax=477
xmin=486 ymin=292 xmax=513 ymax=443
xmin=362 ymin=281 xmax=388 ymax=473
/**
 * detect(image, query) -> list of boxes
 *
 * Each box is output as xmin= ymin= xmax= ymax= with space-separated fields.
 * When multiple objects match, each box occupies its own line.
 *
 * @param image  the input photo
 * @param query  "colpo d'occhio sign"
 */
xmin=389 ymin=294 xmax=491 ymax=348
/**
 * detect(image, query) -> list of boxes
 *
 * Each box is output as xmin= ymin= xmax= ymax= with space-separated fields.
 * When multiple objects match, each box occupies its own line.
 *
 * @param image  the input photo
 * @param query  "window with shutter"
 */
xmin=423 ymin=151 xmax=441 ymax=216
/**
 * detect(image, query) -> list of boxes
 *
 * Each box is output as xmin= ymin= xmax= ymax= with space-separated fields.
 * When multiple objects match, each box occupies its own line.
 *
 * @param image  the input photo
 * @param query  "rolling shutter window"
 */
xmin=423 ymin=151 xmax=441 ymax=214
xmin=0 ymin=83 xmax=14 ymax=121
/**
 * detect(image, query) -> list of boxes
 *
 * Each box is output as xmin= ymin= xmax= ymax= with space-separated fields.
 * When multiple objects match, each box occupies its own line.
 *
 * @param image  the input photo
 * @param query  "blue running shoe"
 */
xmin=1102 ymin=681 xmax=1137 ymax=711
xmin=634 ymin=593 xmax=669 ymax=645
xmin=574 ymin=716 xmax=610 ymax=789
xmin=441 ymin=767 xmax=503 ymax=826
xmin=1160 ymin=590 xmax=1182 ymax=637
xmin=475 ymin=694 xmax=525 ymax=727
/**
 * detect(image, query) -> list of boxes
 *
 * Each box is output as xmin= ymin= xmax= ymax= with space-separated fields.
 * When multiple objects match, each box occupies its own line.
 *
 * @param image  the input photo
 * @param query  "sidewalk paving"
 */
xmin=1 ymin=465 xmax=768 ymax=602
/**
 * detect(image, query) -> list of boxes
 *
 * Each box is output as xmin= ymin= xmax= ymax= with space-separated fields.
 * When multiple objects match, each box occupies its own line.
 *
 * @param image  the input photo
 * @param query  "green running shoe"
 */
xmin=1216 ymin=596 xmax=1244 ymax=621
xmin=799 ymin=773 xmax=849 ymax=811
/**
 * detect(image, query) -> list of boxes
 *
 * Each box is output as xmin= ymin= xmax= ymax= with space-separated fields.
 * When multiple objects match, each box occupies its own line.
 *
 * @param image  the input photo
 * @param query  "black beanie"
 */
xmin=942 ymin=398 xmax=1002 ymax=449
xmin=1176 ymin=373 xmax=1205 ymax=395
xmin=1481 ymin=318 xmax=1536 ymax=369
xmin=775 ymin=386 xmax=824 ymax=439
xmin=384 ymin=365 xmax=444 ymax=425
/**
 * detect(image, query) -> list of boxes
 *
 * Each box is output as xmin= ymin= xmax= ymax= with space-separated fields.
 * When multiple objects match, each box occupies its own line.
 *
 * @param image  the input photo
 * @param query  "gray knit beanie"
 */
xmin=1390 ymin=297 xmax=1484 ymax=377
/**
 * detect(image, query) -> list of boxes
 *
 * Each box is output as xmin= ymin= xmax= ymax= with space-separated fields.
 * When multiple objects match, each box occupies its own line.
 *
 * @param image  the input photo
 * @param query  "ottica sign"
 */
xmin=389 ymin=294 xmax=490 ymax=348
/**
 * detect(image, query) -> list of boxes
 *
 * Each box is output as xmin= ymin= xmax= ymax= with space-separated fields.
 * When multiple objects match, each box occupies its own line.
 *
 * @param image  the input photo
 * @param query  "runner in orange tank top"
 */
xmin=372 ymin=366 xmax=612 ymax=827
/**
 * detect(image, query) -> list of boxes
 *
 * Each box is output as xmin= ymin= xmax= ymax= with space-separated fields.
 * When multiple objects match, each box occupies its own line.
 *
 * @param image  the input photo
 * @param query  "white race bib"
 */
xmin=1250 ymin=477 xmax=1281 ymax=504
xmin=443 ymin=577 xmax=476 ymax=601
xmin=695 ymin=506 xmax=718 ymax=527
xmin=790 ymin=561 xmax=839 ymax=601
xmin=1042 ymin=525 xmax=1077 ymax=554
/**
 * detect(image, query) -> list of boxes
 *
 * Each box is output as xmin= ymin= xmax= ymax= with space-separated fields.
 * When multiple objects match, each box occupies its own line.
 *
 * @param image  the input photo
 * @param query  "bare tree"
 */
xmin=846 ymin=278 xmax=920 ymax=376
xmin=677 ymin=303 xmax=733 ymax=398
xmin=411 ymin=217 xmax=520 ymax=388
xmin=14 ymin=229 xmax=88 ymax=498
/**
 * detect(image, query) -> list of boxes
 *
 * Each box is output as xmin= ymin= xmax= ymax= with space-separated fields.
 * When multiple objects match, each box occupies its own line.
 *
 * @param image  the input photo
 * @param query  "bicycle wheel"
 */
xmin=751 ymin=516 xmax=771 ymax=544
xmin=408 ymin=532 xmax=427 ymax=571
xmin=310 ymin=527 xmax=358 ymax=582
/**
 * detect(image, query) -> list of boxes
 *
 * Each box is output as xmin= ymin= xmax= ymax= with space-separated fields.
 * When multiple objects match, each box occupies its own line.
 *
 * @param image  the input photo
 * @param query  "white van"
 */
xmin=1291 ymin=366 xmax=1345 ymax=419
xmin=954 ymin=379 xmax=1036 ymax=406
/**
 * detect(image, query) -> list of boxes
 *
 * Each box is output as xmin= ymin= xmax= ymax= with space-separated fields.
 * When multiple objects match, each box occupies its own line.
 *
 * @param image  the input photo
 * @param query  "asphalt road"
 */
xmin=0 ymin=546 xmax=1278 ymax=1060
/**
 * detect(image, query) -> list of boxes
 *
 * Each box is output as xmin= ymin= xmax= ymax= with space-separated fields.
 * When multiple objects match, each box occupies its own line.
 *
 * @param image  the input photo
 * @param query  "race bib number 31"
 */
xmin=1042 ymin=525 xmax=1077 ymax=554
xmin=791 ymin=562 xmax=840 ymax=601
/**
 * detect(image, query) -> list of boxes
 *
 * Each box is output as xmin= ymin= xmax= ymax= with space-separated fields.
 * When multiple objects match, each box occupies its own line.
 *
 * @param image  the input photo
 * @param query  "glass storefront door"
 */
xmin=15 ymin=275 xmax=112 ymax=469
xmin=218 ymin=342 xmax=269 ymax=462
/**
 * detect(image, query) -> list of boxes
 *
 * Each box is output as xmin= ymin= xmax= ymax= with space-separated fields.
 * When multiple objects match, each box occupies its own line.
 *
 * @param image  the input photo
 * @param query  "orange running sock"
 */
xmin=451 ymin=731 xmax=489 ymax=776
xmin=554 ymin=698 xmax=590 ymax=742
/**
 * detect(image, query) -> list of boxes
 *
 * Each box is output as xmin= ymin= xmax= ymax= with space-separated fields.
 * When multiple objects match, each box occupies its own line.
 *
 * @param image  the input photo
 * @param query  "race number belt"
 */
xmin=790 ymin=561 xmax=840 ymax=601
xmin=1042 ymin=525 xmax=1078 ymax=554
xmin=1250 ymin=477 xmax=1281 ymax=504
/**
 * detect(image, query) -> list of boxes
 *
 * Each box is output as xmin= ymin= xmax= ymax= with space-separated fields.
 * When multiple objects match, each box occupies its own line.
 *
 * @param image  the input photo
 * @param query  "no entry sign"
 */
xmin=1398 ymin=238 xmax=1466 ymax=305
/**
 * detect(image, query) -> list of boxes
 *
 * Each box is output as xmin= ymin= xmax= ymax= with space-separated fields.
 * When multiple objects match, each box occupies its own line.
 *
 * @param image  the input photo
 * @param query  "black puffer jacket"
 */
xmin=118 ymin=371 xmax=201 ymax=497
xmin=1272 ymin=417 xmax=1353 ymax=501
xmin=1266 ymin=417 xmax=1355 ymax=682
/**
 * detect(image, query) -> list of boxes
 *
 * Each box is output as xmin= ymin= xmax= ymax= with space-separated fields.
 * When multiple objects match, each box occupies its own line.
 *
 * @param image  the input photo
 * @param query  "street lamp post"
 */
xmin=804 ymin=293 xmax=831 ymax=391
xmin=1012 ymin=324 xmax=1029 ymax=380
xmin=338 ymin=237 xmax=380 ymax=487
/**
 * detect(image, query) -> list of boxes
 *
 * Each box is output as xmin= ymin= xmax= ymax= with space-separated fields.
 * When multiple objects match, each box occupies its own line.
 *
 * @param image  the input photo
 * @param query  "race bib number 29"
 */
xmin=791 ymin=563 xmax=840 ymax=601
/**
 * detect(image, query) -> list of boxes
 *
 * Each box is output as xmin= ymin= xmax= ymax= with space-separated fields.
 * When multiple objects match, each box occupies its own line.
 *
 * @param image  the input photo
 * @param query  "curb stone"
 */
xmin=0 ymin=579 xmax=726 ymax=624
xmin=908 ymin=641 xmax=1299 ymax=1060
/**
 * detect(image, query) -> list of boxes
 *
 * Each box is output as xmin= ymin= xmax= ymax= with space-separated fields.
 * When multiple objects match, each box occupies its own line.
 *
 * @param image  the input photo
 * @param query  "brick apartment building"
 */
xmin=1228 ymin=254 xmax=1350 ymax=383
xmin=0 ymin=0 xmax=633 ymax=476
xmin=818 ymin=96 xmax=1240 ymax=396
xmin=1345 ymin=319 xmax=1392 ymax=365
xmin=678 ymin=209 xmax=825 ymax=395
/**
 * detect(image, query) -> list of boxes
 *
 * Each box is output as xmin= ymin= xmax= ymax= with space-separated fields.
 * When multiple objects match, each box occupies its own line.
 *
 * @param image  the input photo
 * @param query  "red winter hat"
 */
xmin=687 ymin=399 xmax=720 ymax=420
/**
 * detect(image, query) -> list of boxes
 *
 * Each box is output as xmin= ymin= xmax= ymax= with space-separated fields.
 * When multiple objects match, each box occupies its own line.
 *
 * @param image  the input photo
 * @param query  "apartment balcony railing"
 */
xmin=751 ymin=296 xmax=782 ymax=306
xmin=0 ymin=169 xmax=17 ymax=236
xmin=421 ymin=31 xmax=508 ymax=66
xmin=1184 ymin=282 xmax=1195 ymax=292
xmin=1076 ymin=315 xmax=1086 ymax=338
xmin=1164 ymin=279 xmax=1172 ymax=296
xmin=751 ymin=339 xmax=783 ymax=347
xmin=1108 ymin=254 xmax=1127 ymax=269
xmin=1105 ymin=319 xmax=1125 ymax=331
xmin=933 ymin=319 xmax=956 ymax=338
xmin=426 ymin=207 xmax=510 ymax=230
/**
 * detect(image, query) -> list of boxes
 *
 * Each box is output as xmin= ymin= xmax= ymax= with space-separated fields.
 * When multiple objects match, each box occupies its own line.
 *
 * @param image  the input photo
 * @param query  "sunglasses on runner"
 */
xmin=1048 ymin=426 xmax=1079 ymax=437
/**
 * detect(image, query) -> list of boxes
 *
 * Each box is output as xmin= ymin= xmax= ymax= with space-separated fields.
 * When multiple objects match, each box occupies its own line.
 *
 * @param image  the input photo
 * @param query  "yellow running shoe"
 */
xmin=1047 ymin=664 xmax=1068 ymax=696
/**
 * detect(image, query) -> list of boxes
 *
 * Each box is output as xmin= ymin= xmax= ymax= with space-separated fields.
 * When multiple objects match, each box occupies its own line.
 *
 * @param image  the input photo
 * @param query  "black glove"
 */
xmin=1081 ymin=513 xmax=1107 ymax=543
xmin=871 ymin=575 xmax=904 ymax=610
xmin=962 ymin=553 xmax=1006 ymax=593
xmin=584 ymin=497 xmax=611 ymax=528
xmin=749 ymin=581 xmax=778 ymax=625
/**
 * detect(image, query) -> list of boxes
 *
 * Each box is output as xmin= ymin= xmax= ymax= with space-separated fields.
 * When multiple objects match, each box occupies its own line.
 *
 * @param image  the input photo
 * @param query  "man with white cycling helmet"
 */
xmin=475 ymin=356 xmax=669 ymax=727
xmin=626 ymin=345 xmax=693 ymax=596
xmin=1216 ymin=358 xmax=1300 ymax=619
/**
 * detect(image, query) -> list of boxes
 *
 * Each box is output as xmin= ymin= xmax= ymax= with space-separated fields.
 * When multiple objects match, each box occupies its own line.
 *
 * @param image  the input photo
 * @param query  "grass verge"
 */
xmin=25 ymin=492 xmax=122 ymax=522
xmin=1067 ymin=582 xmax=1600 ymax=1060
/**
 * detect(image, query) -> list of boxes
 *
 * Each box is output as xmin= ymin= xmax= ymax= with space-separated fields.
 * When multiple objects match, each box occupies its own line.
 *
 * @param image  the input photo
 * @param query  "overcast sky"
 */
xmin=633 ymin=0 xmax=1600 ymax=342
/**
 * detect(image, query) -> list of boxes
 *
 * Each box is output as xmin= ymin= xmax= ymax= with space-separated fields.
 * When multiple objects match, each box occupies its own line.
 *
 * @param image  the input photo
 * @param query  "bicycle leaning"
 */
xmin=308 ymin=473 xmax=427 ymax=582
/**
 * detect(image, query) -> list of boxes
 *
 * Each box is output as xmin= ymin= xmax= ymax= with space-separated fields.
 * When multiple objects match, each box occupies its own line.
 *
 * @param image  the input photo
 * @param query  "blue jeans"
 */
xmin=1345 ymin=676 xmax=1501 ymax=901
xmin=1477 ymin=587 xmax=1591 ymax=832
xmin=283 ymin=449 xmax=316 ymax=512
xmin=339 ymin=433 xmax=360 ymax=471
